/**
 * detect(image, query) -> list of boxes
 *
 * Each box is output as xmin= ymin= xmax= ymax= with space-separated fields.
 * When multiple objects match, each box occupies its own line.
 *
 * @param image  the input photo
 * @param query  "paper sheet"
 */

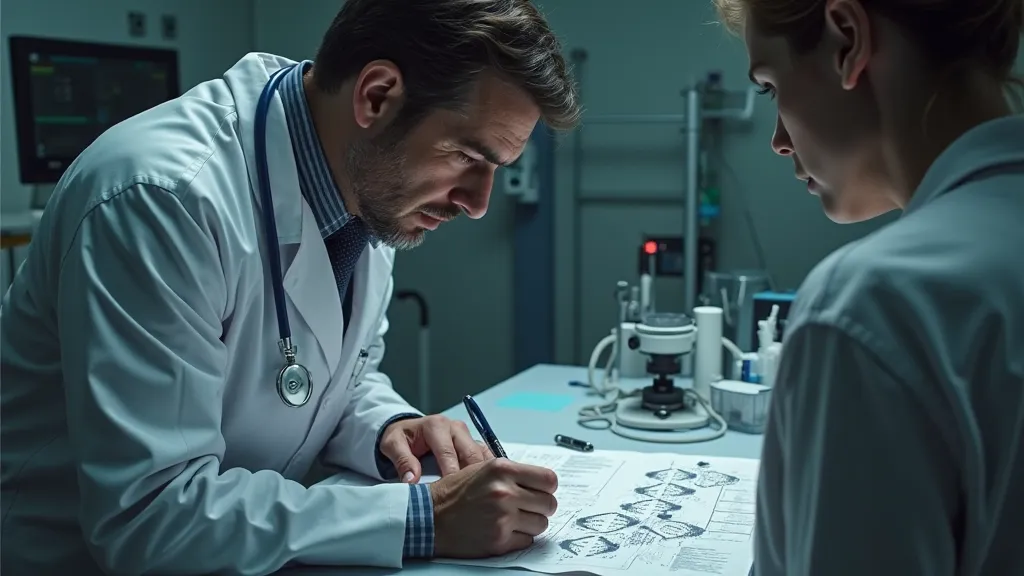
xmin=434 ymin=443 xmax=759 ymax=576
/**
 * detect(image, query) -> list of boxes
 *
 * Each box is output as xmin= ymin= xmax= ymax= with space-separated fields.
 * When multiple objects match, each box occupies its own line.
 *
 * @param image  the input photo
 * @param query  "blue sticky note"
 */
xmin=496 ymin=392 xmax=574 ymax=412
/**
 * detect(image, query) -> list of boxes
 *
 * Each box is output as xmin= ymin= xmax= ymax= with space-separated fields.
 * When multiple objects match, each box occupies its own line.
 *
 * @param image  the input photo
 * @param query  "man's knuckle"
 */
xmin=546 ymin=494 xmax=559 ymax=516
xmin=489 ymin=457 xmax=513 ymax=474
xmin=507 ymin=533 xmax=532 ymax=552
xmin=379 ymin=437 xmax=400 ymax=454
xmin=495 ymin=514 xmax=515 ymax=536
xmin=489 ymin=484 xmax=515 ymax=501
xmin=537 ymin=515 xmax=549 ymax=534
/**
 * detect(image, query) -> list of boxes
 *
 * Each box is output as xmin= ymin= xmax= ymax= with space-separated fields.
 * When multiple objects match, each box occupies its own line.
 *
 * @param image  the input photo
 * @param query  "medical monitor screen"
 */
xmin=9 ymin=36 xmax=180 ymax=184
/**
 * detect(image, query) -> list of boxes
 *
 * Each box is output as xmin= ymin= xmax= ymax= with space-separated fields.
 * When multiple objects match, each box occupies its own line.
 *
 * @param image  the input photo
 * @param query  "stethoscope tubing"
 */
xmin=254 ymin=65 xmax=297 ymax=344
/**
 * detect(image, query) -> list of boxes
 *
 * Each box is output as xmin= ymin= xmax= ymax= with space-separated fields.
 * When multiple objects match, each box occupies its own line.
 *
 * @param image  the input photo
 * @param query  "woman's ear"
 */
xmin=824 ymin=0 xmax=873 ymax=90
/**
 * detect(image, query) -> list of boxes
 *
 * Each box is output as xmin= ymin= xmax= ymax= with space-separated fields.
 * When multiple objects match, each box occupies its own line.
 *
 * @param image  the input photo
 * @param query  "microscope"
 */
xmin=616 ymin=312 xmax=711 ymax=431
xmin=580 ymin=277 xmax=778 ymax=440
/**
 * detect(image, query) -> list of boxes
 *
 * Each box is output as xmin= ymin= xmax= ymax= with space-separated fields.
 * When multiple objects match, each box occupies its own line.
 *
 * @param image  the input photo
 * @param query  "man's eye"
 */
xmin=456 ymin=151 xmax=476 ymax=165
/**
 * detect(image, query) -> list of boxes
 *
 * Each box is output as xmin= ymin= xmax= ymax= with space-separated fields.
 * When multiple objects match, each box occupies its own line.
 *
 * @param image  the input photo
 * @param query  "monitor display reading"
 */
xmin=9 ymin=36 xmax=179 ymax=184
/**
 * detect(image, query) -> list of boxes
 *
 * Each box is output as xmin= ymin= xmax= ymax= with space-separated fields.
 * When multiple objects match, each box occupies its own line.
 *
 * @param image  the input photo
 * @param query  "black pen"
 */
xmin=463 ymin=395 xmax=508 ymax=459
xmin=555 ymin=434 xmax=594 ymax=452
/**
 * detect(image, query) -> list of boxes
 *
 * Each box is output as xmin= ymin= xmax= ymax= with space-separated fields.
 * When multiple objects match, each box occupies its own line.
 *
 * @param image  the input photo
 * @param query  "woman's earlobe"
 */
xmin=839 ymin=41 xmax=870 ymax=91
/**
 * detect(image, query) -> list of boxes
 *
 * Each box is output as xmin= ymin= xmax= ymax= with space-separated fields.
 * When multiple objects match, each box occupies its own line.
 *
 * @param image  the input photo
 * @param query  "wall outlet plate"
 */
xmin=161 ymin=15 xmax=177 ymax=40
xmin=128 ymin=12 xmax=146 ymax=37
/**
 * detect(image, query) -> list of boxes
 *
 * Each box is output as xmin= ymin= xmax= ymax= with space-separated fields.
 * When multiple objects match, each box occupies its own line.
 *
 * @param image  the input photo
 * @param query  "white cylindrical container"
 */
xmin=710 ymin=379 xmax=772 ymax=434
xmin=640 ymin=273 xmax=653 ymax=316
xmin=693 ymin=306 xmax=724 ymax=400
xmin=759 ymin=342 xmax=783 ymax=388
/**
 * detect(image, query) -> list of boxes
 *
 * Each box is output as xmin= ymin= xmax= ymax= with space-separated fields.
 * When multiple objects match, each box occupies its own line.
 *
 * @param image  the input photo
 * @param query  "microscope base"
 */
xmin=615 ymin=395 xmax=710 ymax=431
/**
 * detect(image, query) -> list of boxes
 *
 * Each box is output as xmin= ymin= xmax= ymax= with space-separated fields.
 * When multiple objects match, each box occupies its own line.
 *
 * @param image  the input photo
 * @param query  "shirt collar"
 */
xmin=906 ymin=114 xmax=1024 ymax=215
xmin=279 ymin=60 xmax=380 ymax=247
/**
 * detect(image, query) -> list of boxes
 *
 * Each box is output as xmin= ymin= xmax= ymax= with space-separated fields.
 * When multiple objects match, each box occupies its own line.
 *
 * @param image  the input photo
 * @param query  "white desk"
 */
xmin=277 ymin=364 xmax=764 ymax=575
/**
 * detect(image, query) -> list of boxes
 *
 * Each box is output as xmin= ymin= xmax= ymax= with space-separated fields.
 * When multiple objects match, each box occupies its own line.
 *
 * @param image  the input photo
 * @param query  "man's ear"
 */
xmin=824 ymin=0 xmax=872 ymax=90
xmin=352 ymin=60 xmax=406 ymax=129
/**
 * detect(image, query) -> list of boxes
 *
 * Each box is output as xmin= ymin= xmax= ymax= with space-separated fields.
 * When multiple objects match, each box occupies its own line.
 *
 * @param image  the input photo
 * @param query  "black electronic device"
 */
xmin=8 ymin=36 xmax=180 ymax=184
xmin=637 ymin=235 xmax=716 ymax=294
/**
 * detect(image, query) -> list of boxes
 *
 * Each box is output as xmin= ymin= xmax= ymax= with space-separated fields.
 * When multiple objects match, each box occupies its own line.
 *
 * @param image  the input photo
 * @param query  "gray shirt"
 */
xmin=755 ymin=115 xmax=1024 ymax=576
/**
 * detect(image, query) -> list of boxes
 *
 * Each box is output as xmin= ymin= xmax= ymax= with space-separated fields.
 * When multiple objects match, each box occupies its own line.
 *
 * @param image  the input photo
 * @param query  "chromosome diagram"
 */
xmin=559 ymin=535 xmax=621 ymax=557
xmin=576 ymin=512 xmax=640 ymax=533
xmin=559 ymin=466 xmax=740 ymax=557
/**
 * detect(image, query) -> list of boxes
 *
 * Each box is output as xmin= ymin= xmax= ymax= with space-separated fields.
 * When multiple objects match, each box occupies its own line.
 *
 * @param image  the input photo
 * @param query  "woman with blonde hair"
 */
xmin=714 ymin=0 xmax=1023 ymax=574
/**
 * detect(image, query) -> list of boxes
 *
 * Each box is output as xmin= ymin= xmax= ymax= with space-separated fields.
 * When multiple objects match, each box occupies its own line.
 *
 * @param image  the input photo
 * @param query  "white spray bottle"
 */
xmin=757 ymin=305 xmax=783 ymax=387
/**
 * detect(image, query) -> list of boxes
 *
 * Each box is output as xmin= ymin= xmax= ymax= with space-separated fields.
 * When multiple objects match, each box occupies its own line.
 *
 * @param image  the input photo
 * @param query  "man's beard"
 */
xmin=344 ymin=130 xmax=459 ymax=250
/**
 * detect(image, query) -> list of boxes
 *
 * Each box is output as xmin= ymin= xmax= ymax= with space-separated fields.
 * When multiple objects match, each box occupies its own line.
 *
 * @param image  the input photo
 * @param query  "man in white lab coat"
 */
xmin=0 ymin=1 xmax=581 ymax=574
xmin=715 ymin=0 xmax=1024 ymax=574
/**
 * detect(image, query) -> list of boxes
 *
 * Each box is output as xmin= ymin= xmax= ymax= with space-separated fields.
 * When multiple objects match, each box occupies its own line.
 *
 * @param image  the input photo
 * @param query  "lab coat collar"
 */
xmin=906 ymin=114 xmax=1024 ymax=215
xmin=224 ymin=52 xmax=305 ymax=243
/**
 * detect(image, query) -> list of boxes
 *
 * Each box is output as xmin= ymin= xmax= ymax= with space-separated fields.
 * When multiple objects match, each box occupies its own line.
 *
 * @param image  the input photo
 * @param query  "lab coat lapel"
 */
xmin=283 ymin=204 xmax=344 ymax=377
xmin=227 ymin=52 xmax=343 ymax=374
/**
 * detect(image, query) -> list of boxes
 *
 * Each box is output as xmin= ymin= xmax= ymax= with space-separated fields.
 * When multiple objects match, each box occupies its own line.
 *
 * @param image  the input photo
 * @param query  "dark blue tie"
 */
xmin=325 ymin=217 xmax=369 ymax=319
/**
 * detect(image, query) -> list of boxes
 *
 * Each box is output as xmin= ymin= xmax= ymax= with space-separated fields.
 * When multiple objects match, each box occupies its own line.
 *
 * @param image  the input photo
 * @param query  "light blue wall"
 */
xmin=513 ymin=128 xmax=557 ymax=372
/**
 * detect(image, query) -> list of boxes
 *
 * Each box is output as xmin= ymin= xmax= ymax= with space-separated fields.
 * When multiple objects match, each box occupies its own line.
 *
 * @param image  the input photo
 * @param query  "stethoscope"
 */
xmin=255 ymin=64 xmax=313 ymax=408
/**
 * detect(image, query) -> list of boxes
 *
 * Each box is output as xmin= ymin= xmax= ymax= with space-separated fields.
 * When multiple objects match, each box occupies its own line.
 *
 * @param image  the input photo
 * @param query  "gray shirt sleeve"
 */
xmin=754 ymin=322 xmax=961 ymax=576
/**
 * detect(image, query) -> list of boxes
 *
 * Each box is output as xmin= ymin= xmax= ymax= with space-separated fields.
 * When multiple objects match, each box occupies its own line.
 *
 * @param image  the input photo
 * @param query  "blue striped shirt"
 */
xmin=279 ymin=60 xmax=434 ymax=559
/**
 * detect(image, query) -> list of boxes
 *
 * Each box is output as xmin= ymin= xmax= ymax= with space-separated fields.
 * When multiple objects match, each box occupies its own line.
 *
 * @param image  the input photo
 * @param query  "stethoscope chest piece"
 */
xmin=278 ymin=362 xmax=312 ymax=407
xmin=277 ymin=338 xmax=312 ymax=407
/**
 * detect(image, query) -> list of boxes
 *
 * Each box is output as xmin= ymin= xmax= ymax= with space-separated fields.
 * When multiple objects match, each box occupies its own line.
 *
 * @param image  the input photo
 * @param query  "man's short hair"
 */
xmin=313 ymin=0 xmax=582 ymax=132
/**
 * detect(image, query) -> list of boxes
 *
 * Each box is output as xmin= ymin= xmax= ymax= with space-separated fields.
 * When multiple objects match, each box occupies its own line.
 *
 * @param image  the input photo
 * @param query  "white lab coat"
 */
xmin=0 ymin=53 xmax=422 ymax=575
xmin=754 ymin=114 xmax=1024 ymax=576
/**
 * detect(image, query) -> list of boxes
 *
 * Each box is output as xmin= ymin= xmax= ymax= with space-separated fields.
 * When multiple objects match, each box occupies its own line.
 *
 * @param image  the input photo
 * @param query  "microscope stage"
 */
xmin=615 ymin=395 xmax=711 ymax=431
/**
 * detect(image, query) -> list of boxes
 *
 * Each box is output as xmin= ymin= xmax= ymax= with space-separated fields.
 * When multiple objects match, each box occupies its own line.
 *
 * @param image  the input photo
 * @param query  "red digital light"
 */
xmin=643 ymin=241 xmax=658 ymax=255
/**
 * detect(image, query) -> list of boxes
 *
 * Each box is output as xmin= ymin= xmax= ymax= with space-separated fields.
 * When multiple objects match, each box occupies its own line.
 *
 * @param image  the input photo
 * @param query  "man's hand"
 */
xmin=379 ymin=414 xmax=493 ymax=483
xmin=429 ymin=458 xmax=559 ymax=558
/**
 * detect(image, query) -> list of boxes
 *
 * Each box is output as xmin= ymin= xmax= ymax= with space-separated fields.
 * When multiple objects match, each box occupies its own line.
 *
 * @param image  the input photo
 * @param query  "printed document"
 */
xmin=434 ymin=443 xmax=759 ymax=576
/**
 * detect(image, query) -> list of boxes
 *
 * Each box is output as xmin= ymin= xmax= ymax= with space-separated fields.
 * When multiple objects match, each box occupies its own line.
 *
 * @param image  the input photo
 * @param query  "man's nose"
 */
xmin=450 ymin=167 xmax=494 ymax=219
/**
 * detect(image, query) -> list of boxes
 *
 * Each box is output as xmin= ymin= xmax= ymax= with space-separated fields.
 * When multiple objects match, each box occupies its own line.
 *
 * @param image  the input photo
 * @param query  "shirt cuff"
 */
xmin=403 ymin=482 xmax=435 ymax=558
xmin=374 ymin=413 xmax=423 ymax=479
